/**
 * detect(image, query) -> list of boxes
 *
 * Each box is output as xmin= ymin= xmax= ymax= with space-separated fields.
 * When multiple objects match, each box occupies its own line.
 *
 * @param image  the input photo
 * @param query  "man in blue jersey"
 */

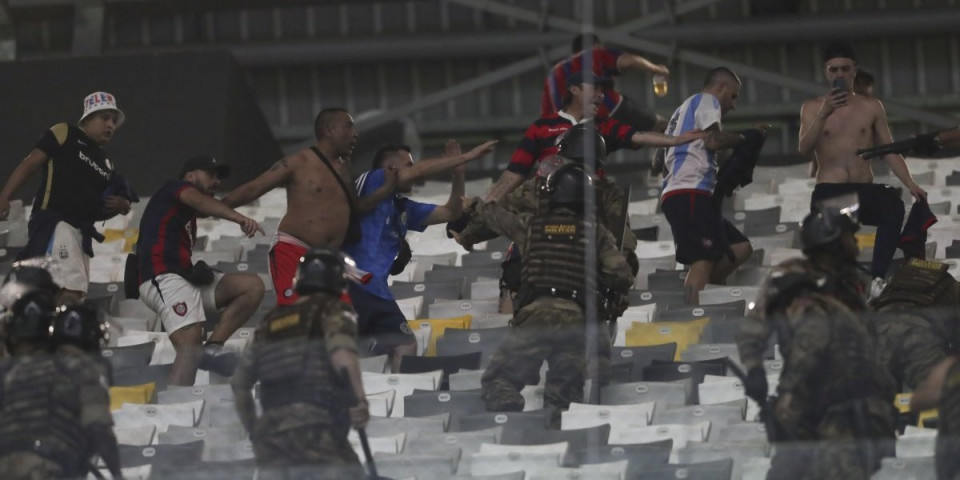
xmin=136 ymin=156 xmax=266 ymax=386
xmin=661 ymin=67 xmax=761 ymax=304
xmin=345 ymin=139 xmax=496 ymax=372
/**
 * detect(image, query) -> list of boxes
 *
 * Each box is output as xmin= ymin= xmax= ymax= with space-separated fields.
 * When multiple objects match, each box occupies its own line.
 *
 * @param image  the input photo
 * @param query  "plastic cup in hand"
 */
xmin=653 ymin=74 xmax=668 ymax=97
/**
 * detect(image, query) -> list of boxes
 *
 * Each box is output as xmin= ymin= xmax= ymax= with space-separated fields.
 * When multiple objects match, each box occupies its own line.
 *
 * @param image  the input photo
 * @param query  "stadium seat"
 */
xmin=561 ymin=402 xmax=655 ymax=432
xmin=461 ymin=249 xmax=507 ymax=268
xmin=896 ymin=425 xmax=936 ymax=458
xmin=600 ymin=381 xmax=688 ymax=407
xmin=609 ymin=421 xmax=710 ymax=449
xmin=405 ymin=427 xmax=500 ymax=456
xmin=409 ymin=315 xmax=473 ymax=356
xmin=366 ymin=413 xmax=449 ymax=437
xmin=469 ymin=278 xmax=501 ymax=300
xmin=642 ymin=360 xmax=726 ymax=403
xmin=118 ymin=441 xmax=204 ymax=468
xmin=158 ymin=425 xmax=246 ymax=446
xmin=524 ymin=460 xmax=627 ymax=480
xmin=425 ymin=265 xmax=500 ymax=297
xmin=646 ymin=268 xmax=687 ymax=291
xmin=682 ymin=343 xmax=742 ymax=367
xmin=403 ymin=390 xmax=487 ymax=430
xmin=202 ymin=439 xmax=256 ymax=462
xmin=348 ymin=431 xmax=405 ymax=455
xmin=411 ymin=252 xmax=459 ymax=282
xmin=652 ymin=404 xmax=744 ymax=428
xmin=399 ymin=352 xmax=482 ymax=389
xmin=607 ymin=344 xmax=678 ymax=383
xmin=113 ymin=364 xmax=173 ymax=391
xmin=375 ymin=452 xmax=458 ymax=480
xmin=427 ymin=298 xmax=499 ymax=319
xmin=658 ymin=303 xmax=744 ymax=323
xmin=362 ymin=370 xmax=443 ymax=417
xmin=436 ymin=326 xmax=510 ymax=367
xmin=709 ymin=422 xmax=769 ymax=444
xmin=457 ymin=411 xmax=549 ymax=444
xmin=470 ymin=313 xmax=512 ymax=329
xmin=114 ymin=425 xmax=157 ymax=446
xmin=512 ymin=424 xmax=611 ymax=453
xmin=698 ymin=287 xmax=759 ymax=310
xmin=627 ymin=289 xmax=685 ymax=308
xmin=390 ymin=280 xmax=462 ymax=303
xmin=366 ymin=389 xmax=397 ymax=417
xmin=674 ymin=443 xmax=767 ymax=480
xmin=101 ymin=341 xmax=156 ymax=370
xmin=204 ymin=401 xmax=243 ymax=428
xmin=109 ymin=383 xmax=156 ymax=411
xmin=449 ymin=369 xmax=485 ymax=391
xmin=566 ymin=439 xmax=672 ymax=470
xmin=359 ymin=354 xmax=389 ymax=373
xmin=158 ymin=384 xmax=234 ymax=406
xmin=113 ymin=401 xmax=204 ymax=432
xmin=625 ymin=318 xmax=709 ymax=360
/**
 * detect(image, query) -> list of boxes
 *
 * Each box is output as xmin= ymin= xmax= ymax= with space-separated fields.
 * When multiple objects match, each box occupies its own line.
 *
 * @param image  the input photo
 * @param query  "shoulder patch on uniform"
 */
xmin=543 ymin=223 xmax=577 ymax=235
xmin=51 ymin=123 xmax=69 ymax=146
xmin=907 ymin=258 xmax=948 ymax=272
xmin=269 ymin=313 xmax=301 ymax=332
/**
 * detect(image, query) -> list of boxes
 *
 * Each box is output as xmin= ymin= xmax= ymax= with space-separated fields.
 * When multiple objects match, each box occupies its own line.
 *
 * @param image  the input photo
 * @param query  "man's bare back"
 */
xmin=803 ymin=94 xmax=883 ymax=184
xmin=277 ymin=147 xmax=353 ymax=248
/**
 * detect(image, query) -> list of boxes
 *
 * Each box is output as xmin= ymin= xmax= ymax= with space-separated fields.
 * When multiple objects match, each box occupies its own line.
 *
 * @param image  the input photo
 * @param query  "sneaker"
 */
xmin=198 ymin=350 xmax=238 ymax=377
xmin=869 ymin=277 xmax=887 ymax=301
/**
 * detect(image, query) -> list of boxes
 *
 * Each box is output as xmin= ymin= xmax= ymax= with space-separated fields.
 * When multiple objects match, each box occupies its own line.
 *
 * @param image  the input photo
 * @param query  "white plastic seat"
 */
xmin=113 ymin=400 xmax=203 ymax=433
xmin=362 ymin=370 xmax=443 ymax=417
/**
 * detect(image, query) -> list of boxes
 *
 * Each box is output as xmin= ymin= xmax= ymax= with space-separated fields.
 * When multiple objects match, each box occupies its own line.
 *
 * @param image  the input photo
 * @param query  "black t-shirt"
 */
xmin=32 ymin=123 xmax=114 ymax=222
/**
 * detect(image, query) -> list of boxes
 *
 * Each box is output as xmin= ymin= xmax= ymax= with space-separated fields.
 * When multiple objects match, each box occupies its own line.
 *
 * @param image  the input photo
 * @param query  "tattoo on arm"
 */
xmin=703 ymin=130 xmax=744 ymax=151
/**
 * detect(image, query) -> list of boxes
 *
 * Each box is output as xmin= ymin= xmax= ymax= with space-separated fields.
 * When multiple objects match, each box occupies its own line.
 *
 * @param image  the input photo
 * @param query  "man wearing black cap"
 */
xmin=799 ymin=40 xmax=927 ymax=299
xmin=484 ymin=70 xmax=701 ymax=203
xmin=134 ymin=156 xmax=266 ymax=386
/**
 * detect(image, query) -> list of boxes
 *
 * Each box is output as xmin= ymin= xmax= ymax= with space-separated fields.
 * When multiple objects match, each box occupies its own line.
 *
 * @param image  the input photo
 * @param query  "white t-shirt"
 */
xmin=661 ymin=92 xmax=723 ymax=197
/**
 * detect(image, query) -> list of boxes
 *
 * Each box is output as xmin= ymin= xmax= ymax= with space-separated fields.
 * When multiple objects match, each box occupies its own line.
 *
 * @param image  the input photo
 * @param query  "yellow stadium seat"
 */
xmin=110 ymin=383 xmax=156 ymax=411
xmin=625 ymin=318 xmax=710 ymax=361
xmin=408 ymin=315 xmax=473 ymax=356
xmin=855 ymin=232 xmax=876 ymax=248
xmin=894 ymin=393 xmax=912 ymax=414
xmin=103 ymin=228 xmax=139 ymax=253
xmin=918 ymin=409 xmax=938 ymax=428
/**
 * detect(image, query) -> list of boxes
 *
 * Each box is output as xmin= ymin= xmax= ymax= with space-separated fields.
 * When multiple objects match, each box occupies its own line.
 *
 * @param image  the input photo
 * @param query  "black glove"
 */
xmin=744 ymin=366 xmax=769 ymax=404
xmin=389 ymin=238 xmax=412 ymax=275
xmin=912 ymin=132 xmax=942 ymax=156
xmin=446 ymin=213 xmax=471 ymax=239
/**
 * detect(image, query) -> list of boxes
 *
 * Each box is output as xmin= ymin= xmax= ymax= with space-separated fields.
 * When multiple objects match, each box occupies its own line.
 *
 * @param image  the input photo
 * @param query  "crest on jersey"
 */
xmin=58 ymin=245 xmax=69 ymax=259
xmin=173 ymin=302 xmax=188 ymax=317
xmin=105 ymin=158 xmax=114 ymax=171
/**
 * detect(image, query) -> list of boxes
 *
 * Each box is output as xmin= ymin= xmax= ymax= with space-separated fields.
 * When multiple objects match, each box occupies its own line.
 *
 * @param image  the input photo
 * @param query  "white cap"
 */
xmin=79 ymin=91 xmax=125 ymax=127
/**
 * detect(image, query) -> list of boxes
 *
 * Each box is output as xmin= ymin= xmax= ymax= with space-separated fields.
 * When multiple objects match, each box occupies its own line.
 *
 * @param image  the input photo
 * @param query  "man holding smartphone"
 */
xmin=799 ymin=41 xmax=927 ymax=298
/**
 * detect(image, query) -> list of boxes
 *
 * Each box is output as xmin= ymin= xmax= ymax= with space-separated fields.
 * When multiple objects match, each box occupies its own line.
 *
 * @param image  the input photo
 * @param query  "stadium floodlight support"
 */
xmin=352 ymin=0 xmax=725 ymax=133
xmin=446 ymin=0 xmax=958 ymax=129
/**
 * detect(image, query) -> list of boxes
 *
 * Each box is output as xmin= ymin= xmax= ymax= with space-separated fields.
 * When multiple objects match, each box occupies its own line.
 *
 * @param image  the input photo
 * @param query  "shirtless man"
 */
xmin=223 ymin=108 xmax=395 ymax=305
xmin=799 ymin=41 xmax=927 ymax=297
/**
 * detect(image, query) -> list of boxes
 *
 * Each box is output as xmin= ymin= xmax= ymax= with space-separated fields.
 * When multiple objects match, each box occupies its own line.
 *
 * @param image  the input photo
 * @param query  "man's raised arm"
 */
xmin=0 ymin=149 xmax=48 ymax=220
xmin=395 ymin=140 xmax=497 ymax=191
xmin=221 ymin=154 xmax=297 ymax=208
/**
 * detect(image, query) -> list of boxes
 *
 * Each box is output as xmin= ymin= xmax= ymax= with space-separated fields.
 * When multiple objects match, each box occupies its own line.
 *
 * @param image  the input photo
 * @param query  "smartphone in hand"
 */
xmin=832 ymin=77 xmax=848 ymax=91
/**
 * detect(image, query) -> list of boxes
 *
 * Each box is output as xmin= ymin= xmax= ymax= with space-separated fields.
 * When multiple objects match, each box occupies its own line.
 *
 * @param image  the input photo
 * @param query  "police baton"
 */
xmin=340 ymin=367 xmax=382 ymax=480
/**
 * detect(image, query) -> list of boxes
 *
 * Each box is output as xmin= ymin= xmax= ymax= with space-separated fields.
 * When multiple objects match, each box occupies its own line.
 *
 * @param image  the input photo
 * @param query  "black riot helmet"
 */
xmin=557 ymin=123 xmax=607 ymax=169
xmin=543 ymin=163 xmax=597 ymax=212
xmin=52 ymin=303 xmax=109 ymax=352
xmin=0 ymin=263 xmax=59 ymax=312
xmin=4 ymin=290 xmax=56 ymax=350
xmin=800 ymin=205 xmax=860 ymax=254
xmin=294 ymin=248 xmax=348 ymax=296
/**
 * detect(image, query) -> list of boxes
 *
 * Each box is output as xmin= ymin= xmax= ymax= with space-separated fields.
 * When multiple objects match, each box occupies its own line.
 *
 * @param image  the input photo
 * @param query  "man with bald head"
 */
xmin=223 ymin=108 xmax=396 ymax=306
xmin=799 ymin=40 xmax=927 ymax=298
xmin=661 ymin=67 xmax=761 ymax=304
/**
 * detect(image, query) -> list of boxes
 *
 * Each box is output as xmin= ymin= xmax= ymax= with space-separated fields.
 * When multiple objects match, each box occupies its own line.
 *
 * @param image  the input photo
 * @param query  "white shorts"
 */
xmin=139 ymin=272 xmax=225 ymax=334
xmin=46 ymin=222 xmax=90 ymax=293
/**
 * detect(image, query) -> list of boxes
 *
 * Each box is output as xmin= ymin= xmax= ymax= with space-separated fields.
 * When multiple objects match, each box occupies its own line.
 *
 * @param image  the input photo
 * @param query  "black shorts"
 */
xmin=661 ymin=190 xmax=749 ymax=265
xmin=611 ymin=95 xmax=659 ymax=132
xmin=348 ymin=284 xmax=416 ymax=354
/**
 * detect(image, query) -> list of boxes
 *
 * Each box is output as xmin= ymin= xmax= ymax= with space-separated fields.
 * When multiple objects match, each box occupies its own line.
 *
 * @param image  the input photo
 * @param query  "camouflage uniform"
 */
xmin=738 ymin=258 xmax=896 ymax=480
xmin=937 ymin=358 xmax=960 ymax=480
xmin=475 ymin=201 xmax=634 ymax=426
xmin=869 ymin=258 xmax=960 ymax=389
xmin=0 ymin=351 xmax=116 ymax=480
xmin=231 ymin=294 xmax=364 ymax=480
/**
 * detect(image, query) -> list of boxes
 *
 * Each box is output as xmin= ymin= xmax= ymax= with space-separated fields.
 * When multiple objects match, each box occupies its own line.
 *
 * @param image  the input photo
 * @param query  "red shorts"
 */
xmin=269 ymin=233 xmax=308 ymax=306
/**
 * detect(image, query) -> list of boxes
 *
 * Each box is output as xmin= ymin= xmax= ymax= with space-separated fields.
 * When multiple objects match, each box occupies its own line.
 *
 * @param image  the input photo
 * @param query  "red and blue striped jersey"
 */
xmin=137 ymin=180 xmax=198 ymax=283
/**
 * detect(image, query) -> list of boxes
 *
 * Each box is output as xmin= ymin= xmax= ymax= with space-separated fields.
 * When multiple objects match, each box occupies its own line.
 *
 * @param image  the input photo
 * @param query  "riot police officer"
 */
xmin=0 ymin=285 xmax=122 ymax=480
xmin=471 ymin=163 xmax=634 ymax=426
xmin=737 ymin=202 xmax=896 ymax=480
xmin=231 ymin=248 xmax=368 ymax=480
